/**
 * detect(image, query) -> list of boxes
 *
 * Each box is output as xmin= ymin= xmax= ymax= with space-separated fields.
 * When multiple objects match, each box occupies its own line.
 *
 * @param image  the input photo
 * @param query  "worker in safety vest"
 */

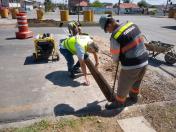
xmin=59 ymin=35 xmax=99 ymax=86
xmin=99 ymin=15 xmax=148 ymax=110
xmin=68 ymin=21 xmax=80 ymax=36
xmin=68 ymin=21 xmax=90 ymax=36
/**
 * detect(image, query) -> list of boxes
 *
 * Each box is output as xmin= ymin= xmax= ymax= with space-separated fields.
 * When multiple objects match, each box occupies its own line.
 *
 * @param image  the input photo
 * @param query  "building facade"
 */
xmin=0 ymin=0 xmax=20 ymax=8
xmin=114 ymin=3 xmax=142 ymax=14
xmin=0 ymin=0 xmax=35 ymax=11
xmin=68 ymin=0 xmax=89 ymax=14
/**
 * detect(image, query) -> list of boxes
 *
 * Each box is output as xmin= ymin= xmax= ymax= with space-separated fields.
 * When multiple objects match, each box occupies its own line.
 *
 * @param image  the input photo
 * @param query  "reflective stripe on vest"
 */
xmin=110 ymin=36 xmax=143 ymax=55
xmin=131 ymin=88 xmax=139 ymax=94
xmin=121 ymin=36 xmax=143 ymax=53
xmin=116 ymin=96 xmax=126 ymax=103
xmin=114 ymin=22 xmax=134 ymax=40
xmin=110 ymin=48 xmax=120 ymax=55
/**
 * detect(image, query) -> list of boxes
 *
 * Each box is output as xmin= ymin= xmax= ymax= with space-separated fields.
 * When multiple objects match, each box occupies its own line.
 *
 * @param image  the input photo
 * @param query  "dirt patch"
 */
xmin=143 ymin=104 xmax=176 ymax=132
xmin=93 ymin=36 xmax=176 ymax=104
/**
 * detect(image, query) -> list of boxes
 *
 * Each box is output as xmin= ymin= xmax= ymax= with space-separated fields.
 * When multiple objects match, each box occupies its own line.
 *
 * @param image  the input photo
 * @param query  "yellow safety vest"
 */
xmin=113 ymin=22 xmax=134 ymax=40
xmin=61 ymin=36 xmax=88 ymax=55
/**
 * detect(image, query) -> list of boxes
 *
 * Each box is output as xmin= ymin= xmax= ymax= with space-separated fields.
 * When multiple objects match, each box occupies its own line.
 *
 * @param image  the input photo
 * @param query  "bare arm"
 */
xmin=79 ymin=59 xmax=90 ymax=86
xmin=93 ymin=52 xmax=99 ymax=68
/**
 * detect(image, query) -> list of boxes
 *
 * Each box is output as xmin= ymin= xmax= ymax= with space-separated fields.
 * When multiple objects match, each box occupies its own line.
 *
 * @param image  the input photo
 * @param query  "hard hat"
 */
xmin=99 ymin=15 xmax=112 ymax=32
xmin=68 ymin=21 xmax=81 ymax=28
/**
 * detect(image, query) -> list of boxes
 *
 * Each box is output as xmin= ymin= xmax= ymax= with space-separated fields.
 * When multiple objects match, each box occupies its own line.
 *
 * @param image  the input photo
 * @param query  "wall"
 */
xmin=83 ymin=7 xmax=143 ymax=14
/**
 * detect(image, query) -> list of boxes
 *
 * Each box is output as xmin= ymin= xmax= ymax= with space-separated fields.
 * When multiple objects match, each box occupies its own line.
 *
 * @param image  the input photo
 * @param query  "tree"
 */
xmin=90 ymin=0 xmax=104 ymax=7
xmin=122 ymin=0 xmax=131 ymax=3
xmin=137 ymin=0 xmax=149 ymax=8
xmin=44 ymin=0 xmax=54 ymax=12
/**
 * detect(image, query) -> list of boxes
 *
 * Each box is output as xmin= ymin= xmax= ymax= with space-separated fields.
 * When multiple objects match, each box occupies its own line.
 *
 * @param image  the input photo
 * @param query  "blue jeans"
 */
xmin=60 ymin=48 xmax=80 ymax=72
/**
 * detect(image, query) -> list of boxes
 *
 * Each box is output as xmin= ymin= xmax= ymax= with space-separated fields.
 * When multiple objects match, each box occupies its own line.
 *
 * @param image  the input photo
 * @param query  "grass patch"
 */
xmin=1 ymin=116 xmax=122 ymax=132
xmin=56 ymin=118 xmax=78 ymax=129
xmin=3 ymin=120 xmax=50 ymax=132
xmin=1 ymin=116 xmax=96 ymax=132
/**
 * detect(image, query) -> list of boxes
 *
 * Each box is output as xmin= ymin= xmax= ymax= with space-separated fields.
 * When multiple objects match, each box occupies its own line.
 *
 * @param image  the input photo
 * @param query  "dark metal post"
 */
xmin=24 ymin=1 xmax=26 ymax=11
xmin=78 ymin=0 xmax=80 ymax=22
xmin=117 ymin=0 xmax=121 ymax=15
xmin=164 ymin=0 xmax=169 ymax=16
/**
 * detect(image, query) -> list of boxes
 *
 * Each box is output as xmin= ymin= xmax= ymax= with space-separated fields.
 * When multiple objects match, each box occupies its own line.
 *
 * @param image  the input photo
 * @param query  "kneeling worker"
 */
xmin=60 ymin=35 xmax=99 ymax=86
xmin=68 ymin=21 xmax=90 ymax=36
xmin=99 ymin=15 xmax=148 ymax=109
xmin=68 ymin=21 xmax=80 ymax=36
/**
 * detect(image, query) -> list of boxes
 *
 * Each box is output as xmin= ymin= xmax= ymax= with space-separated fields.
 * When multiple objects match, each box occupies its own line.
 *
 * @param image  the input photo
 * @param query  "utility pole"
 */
xmin=65 ymin=0 xmax=67 ymax=9
xmin=78 ymin=0 xmax=80 ymax=22
xmin=117 ymin=0 xmax=121 ymax=15
xmin=164 ymin=0 xmax=171 ymax=16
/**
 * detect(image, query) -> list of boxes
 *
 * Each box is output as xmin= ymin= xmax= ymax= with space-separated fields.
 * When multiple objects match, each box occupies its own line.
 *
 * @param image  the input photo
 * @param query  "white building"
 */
xmin=0 ymin=0 xmax=35 ymax=11
xmin=0 ymin=0 xmax=20 ymax=8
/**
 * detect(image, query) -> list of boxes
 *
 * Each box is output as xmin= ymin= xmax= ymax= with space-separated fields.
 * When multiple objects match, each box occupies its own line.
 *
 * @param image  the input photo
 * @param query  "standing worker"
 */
xmin=99 ymin=15 xmax=148 ymax=110
xmin=59 ymin=35 xmax=99 ymax=86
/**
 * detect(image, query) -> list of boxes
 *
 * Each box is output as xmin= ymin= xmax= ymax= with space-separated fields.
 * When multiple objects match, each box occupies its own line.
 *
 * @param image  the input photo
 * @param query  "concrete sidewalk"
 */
xmin=0 ymin=18 xmax=17 ymax=28
xmin=0 ymin=29 xmax=109 ymax=123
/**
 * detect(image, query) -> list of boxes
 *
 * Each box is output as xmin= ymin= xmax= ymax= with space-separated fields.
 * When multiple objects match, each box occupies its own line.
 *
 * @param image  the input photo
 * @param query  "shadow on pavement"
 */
xmin=54 ymin=99 xmax=138 ymax=117
xmin=54 ymin=101 xmax=102 ymax=116
xmin=148 ymin=57 xmax=168 ymax=67
xmin=148 ymin=57 xmax=176 ymax=77
xmin=148 ymin=57 xmax=175 ymax=67
xmin=45 ymin=71 xmax=81 ymax=87
xmin=6 ymin=37 xmax=17 ymax=40
xmin=162 ymin=26 xmax=176 ymax=30
xmin=24 ymin=55 xmax=49 ymax=65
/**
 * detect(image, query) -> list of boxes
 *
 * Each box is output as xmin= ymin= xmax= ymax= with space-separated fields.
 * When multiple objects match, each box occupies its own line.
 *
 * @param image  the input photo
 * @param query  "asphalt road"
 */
xmin=0 ymin=15 xmax=176 ymax=123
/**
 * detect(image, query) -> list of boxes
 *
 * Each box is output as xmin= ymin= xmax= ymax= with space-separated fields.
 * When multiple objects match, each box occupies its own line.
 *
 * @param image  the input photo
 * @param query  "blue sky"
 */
xmin=37 ymin=0 xmax=176 ymax=5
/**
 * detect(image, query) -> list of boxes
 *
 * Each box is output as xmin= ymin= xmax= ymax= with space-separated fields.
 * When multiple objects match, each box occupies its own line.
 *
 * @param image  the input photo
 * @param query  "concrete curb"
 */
xmin=28 ymin=19 xmax=99 ymax=27
xmin=0 ymin=24 xmax=17 ymax=28
xmin=0 ymin=99 xmax=175 ymax=130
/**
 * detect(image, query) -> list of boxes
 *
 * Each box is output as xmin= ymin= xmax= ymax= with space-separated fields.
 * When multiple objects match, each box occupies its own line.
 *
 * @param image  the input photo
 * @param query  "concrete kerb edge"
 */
xmin=0 ymin=24 xmax=17 ymax=28
xmin=28 ymin=19 xmax=99 ymax=27
xmin=0 ymin=99 xmax=175 ymax=130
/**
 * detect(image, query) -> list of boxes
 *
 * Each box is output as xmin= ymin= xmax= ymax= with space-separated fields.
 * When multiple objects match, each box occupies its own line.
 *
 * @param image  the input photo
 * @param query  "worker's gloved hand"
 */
xmin=84 ymin=53 xmax=89 ymax=60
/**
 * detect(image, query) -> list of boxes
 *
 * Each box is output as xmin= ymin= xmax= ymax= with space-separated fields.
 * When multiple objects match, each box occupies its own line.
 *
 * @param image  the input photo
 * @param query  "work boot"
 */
xmin=73 ymin=69 xmax=82 ymax=74
xmin=69 ymin=71 xmax=75 ymax=79
xmin=105 ymin=101 xmax=124 ymax=110
xmin=129 ymin=92 xmax=141 ymax=103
